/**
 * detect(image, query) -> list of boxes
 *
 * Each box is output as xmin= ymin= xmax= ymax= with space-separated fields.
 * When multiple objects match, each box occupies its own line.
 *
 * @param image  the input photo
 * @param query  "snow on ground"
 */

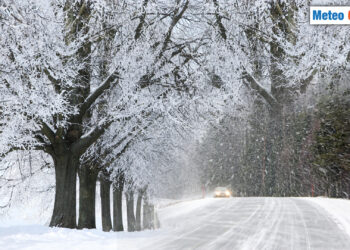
xmin=1 ymin=197 xmax=350 ymax=249
xmin=305 ymin=197 xmax=350 ymax=237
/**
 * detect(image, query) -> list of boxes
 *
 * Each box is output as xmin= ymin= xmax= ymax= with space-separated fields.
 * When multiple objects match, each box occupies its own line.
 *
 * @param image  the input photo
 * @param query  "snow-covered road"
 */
xmin=1 ymin=197 xmax=350 ymax=250
xmin=143 ymin=198 xmax=350 ymax=250
xmin=144 ymin=197 xmax=350 ymax=250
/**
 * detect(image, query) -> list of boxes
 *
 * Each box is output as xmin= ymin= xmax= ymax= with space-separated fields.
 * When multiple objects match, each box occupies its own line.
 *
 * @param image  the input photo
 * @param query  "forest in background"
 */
xmin=196 ymin=86 xmax=350 ymax=198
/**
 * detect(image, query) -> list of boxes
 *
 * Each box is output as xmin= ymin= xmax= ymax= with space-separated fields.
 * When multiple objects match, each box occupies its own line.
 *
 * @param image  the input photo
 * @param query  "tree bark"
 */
xmin=49 ymin=153 xmax=79 ymax=228
xmin=135 ymin=190 xmax=143 ymax=231
xmin=113 ymin=177 xmax=124 ymax=231
xmin=265 ymin=111 xmax=282 ymax=196
xmin=143 ymin=195 xmax=153 ymax=230
xmin=78 ymin=166 xmax=98 ymax=229
xmin=100 ymin=177 xmax=112 ymax=232
xmin=126 ymin=190 xmax=136 ymax=232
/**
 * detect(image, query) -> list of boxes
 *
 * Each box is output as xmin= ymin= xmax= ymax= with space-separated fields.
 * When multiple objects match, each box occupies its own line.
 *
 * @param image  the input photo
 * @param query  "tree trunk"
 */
xmin=265 ymin=109 xmax=283 ymax=196
xmin=78 ymin=166 xmax=98 ymax=229
xmin=135 ymin=190 xmax=143 ymax=231
xmin=50 ymin=153 xmax=79 ymax=228
xmin=126 ymin=190 xmax=136 ymax=232
xmin=100 ymin=178 xmax=112 ymax=232
xmin=143 ymin=196 xmax=153 ymax=230
xmin=113 ymin=181 xmax=124 ymax=231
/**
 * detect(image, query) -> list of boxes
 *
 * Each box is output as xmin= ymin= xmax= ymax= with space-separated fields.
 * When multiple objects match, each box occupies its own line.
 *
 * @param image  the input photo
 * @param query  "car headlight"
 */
xmin=215 ymin=192 xmax=220 ymax=195
xmin=225 ymin=191 xmax=230 ymax=196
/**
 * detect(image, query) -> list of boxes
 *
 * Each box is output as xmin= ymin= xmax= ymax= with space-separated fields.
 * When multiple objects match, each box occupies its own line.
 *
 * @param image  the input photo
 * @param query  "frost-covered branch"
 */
xmin=242 ymin=70 xmax=279 ymax=109
xmin=75 ymin=71 xmax=119 ymax=123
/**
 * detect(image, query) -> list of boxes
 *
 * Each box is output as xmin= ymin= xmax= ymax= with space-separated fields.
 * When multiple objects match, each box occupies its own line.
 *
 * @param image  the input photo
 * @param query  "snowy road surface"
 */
xmin=143 ymin=197 xmax=350 ymax=250
xmin=1 ymin=197 xmax=350 ymax=250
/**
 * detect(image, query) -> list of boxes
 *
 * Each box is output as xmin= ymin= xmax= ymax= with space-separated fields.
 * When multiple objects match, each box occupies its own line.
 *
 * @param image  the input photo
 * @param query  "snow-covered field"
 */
xmin=1 ymin=197 xmax=350 ymax=250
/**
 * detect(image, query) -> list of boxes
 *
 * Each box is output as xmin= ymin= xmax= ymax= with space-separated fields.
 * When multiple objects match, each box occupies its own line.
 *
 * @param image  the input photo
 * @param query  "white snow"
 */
xmin=1 ymin=197 xmax=350 ymax=249
xmin=304 ymin=197 xmax=350 ymax=237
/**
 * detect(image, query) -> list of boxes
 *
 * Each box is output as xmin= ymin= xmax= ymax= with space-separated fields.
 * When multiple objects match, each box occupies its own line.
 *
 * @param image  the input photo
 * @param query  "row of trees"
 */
xmin=0 ymin=0 xmax=200 ymax=229
xmin=191 ymin=0 xmax=350 ymax=197
xmin=0 ymin=0 xmax=230 ymax=230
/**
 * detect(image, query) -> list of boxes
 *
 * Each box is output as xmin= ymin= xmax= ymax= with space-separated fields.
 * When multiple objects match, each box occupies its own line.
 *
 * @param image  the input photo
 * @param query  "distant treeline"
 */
xmin=197 ymin=89 xmax=350 ymax=198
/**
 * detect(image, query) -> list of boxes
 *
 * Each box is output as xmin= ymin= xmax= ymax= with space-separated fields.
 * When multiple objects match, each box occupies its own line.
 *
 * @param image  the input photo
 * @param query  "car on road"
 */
xmin=214 ymin=187 xmax=231 ymax=198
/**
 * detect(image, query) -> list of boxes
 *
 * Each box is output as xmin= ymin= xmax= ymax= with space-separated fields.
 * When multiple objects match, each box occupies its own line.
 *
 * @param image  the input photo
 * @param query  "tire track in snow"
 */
xmin=146 ymin=198 xmax=241 ymax=250
xmin=138 ymin=198 xmax=350 ymax=250
xmin=245 ymin=198 xmax=284 ymax=250
xmin=291 ymin=199 xmax=311 ymax=250
xmin=205 ymin=198 xmax=268 ymax=250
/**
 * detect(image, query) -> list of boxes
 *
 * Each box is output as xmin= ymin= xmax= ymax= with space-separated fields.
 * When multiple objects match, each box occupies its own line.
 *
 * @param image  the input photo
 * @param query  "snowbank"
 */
xmin=305 ymin=197 xmax=350 ymax=237
xmin=0 ymin=225 xmax=176 ymax=250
